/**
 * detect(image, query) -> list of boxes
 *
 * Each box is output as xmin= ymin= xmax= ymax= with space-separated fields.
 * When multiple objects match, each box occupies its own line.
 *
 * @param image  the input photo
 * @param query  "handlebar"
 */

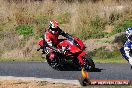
xmin=65 ymin=33 xmax=74 ymax=41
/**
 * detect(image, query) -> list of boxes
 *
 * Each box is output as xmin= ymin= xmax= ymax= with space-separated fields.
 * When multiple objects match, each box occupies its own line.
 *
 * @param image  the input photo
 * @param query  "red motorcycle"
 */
xmin=38 ymin=34 xmax=95 ymax=71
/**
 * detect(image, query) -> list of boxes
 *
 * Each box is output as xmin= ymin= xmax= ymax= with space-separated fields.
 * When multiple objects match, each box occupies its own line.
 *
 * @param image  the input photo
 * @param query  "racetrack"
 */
xmin=0 ymin=62 xmax=131 ymax=84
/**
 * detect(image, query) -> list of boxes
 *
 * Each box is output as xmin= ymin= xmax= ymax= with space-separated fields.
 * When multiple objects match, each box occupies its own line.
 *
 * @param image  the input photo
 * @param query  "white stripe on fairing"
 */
xmin=47 ymin=42 xmax=52 ymax=46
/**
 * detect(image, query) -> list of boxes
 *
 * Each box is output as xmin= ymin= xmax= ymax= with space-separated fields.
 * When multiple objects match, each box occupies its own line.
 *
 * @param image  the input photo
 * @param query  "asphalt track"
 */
xmin=0 ymin=62 xmax=132 ymax=83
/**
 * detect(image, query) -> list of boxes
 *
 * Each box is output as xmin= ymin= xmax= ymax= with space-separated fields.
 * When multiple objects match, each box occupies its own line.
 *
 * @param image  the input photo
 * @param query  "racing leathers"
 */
xmin=124 ymin=40 xmax=132 ymax=66
xmin=43 ymin=28 xmax=67 ymax=60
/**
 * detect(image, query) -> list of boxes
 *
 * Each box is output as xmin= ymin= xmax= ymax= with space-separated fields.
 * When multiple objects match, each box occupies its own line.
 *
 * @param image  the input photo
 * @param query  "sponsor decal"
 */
xmin=79 ymin=68 xmax=131 ymax=86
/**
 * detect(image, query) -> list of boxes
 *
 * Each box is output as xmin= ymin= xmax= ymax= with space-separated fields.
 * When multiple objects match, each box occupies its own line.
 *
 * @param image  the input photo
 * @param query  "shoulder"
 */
xmin=44 ymin=31 xmax=52 ymax=39
xmin=45 ymin=30 xmax=51 ymax=35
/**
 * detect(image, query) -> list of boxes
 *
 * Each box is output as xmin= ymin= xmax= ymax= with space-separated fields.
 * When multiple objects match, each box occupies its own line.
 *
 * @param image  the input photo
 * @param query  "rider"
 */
xmin=39 ymin=20 xmax=68 ymax=67
xmin=44 ymin=20 xmax=68 ymax=52
xmin=122 ymin=28 xmax=132 ymax=69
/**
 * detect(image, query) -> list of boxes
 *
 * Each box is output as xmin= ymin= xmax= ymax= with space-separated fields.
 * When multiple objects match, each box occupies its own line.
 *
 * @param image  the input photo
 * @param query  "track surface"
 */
xmin=0 ymin=62 xmax=132 ymax=81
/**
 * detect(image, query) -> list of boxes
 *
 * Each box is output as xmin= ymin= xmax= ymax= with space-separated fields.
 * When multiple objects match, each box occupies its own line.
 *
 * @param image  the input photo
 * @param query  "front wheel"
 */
xmin=83 ymin=54 xmax=95 ymax=70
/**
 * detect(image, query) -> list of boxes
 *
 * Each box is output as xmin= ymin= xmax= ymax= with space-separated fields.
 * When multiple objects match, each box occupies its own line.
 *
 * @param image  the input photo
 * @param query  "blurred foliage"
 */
xmin=112 ymin=20 xmax=132 ymax=34
xmin=108 ymin=12 xmax=123 ymax=25
xmin=52 ymin=12 xmax=71 ymax=24
xmin=77 ymin=16 xmax=108 ymax=39
xmin=88 ymin=47 xmax=121 ymax=59
xmin=90 ymin=16 xmax=107 ymax=31
xmin=33 ymin=16 xmax=49 ymax=39
xmin=1 ymin=0 xmax=132 ymax=60
xmin=89 ymin=32 xmax=109 ymax=39
xmin=16 ymin=24 xmax=34 ymax=37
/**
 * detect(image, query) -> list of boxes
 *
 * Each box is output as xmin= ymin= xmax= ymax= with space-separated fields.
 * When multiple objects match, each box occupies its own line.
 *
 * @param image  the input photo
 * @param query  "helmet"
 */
xmin=126 ymin=28 xmax=132 ymax=42
xmin=49 ymin=20 xmax=59 ymax=34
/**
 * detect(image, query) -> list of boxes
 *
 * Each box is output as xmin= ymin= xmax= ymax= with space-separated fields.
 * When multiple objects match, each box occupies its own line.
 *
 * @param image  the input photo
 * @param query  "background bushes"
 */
xmin=1 ymin=0 xmax=132 ymax=60
xmin=16 ymin=24 xmax=34 ymax=37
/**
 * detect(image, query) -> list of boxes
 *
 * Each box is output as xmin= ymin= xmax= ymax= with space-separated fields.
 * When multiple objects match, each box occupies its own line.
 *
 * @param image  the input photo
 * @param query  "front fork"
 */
xmin=77 ymin=52 xmax=86 ymax=66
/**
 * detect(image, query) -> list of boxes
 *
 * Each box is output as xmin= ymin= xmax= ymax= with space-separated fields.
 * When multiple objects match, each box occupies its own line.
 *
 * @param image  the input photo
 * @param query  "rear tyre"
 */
xmin=46 ymin=55 xmax=62 ymax=71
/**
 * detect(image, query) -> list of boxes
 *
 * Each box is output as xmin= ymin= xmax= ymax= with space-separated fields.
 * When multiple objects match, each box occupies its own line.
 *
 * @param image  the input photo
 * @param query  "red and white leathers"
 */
xmin=43 ymin=28 xmax=67 ymax=60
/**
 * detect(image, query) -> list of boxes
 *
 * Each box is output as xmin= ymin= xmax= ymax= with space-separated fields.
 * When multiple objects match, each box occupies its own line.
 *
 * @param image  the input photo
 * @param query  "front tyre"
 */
xmin=83 ymin=54 xmax=95 ymax=70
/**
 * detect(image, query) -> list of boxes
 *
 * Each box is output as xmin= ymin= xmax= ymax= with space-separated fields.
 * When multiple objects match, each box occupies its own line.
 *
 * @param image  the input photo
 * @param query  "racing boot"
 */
xmin=128 ymin=58 xmax=132 ymax=69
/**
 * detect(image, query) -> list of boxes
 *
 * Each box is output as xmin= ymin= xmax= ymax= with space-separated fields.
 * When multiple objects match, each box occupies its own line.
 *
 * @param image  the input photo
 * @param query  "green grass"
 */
xmin=0 ymin=57 xmax=127 ymax=63
xmin=1 ymin=0 xmax=132 ymax=60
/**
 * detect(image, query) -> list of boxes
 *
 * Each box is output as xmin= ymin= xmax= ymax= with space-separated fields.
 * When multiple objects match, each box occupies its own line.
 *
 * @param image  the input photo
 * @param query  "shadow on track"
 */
xmin=88 ymin=68 xmax=104 ymax=72
xmin=58 ymin=64 xmax=104 ymax=72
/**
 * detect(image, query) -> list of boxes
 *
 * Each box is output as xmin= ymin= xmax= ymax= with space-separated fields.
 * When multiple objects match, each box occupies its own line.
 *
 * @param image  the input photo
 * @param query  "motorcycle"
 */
xmin=120 ymin=47 xmax=129 ymax=61
xmin=120 ymin=47 xmax=132 ymax=69
xmin=37 ymin=33 xmax=95 ymax=71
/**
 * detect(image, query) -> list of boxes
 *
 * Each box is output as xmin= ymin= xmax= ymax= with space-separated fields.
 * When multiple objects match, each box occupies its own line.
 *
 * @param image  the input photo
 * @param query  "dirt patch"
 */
xmin=103 ymin=25 xmax=114 ymax=33
xmin=0 ymin=80 xmax=80 ymax=88
xmin=84 ymin=32 xmax=125 ymax=52
xmin=84 ymin=38 xmax=114 ymax=52
xmin=1 ymin=50 xmax=24 ymax=58
xmin=1 ymin=37 xmax=40 ymax=59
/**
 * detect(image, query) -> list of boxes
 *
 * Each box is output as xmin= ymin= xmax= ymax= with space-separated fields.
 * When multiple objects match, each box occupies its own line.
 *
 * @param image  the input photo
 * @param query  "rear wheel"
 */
xmin=46 ymin=55 xmax=63 ymax=71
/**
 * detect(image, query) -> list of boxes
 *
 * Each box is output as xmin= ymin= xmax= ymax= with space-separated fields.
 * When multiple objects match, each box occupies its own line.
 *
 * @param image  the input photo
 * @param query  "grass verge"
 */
xmin=0 ymin=57 xmax=127 ymax=63
xmin=0 ymin=57 xmax=45 ymax=62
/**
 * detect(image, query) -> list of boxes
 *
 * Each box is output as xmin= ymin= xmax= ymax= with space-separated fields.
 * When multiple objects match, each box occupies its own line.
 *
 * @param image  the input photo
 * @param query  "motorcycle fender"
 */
xmin=77 ymin=52 xmax=86 ymax=65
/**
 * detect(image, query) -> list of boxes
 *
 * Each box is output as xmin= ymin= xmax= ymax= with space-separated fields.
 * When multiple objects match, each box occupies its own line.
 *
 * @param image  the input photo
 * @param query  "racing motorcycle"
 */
xmin=120 ymin=47 xmax=132 ymax=69
xmin=37 ymin=33 xmax=95 ymax=71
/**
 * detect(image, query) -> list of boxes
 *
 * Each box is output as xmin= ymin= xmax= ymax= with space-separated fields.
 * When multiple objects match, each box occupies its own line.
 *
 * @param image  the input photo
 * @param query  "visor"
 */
xmin=51 ymin=28 xmax=58 ymax=32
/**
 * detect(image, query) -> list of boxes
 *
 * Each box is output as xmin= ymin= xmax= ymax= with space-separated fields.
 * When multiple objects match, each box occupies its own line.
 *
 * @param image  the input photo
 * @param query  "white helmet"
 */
xmin=49 ymin=20 xmax=59 ymax=34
